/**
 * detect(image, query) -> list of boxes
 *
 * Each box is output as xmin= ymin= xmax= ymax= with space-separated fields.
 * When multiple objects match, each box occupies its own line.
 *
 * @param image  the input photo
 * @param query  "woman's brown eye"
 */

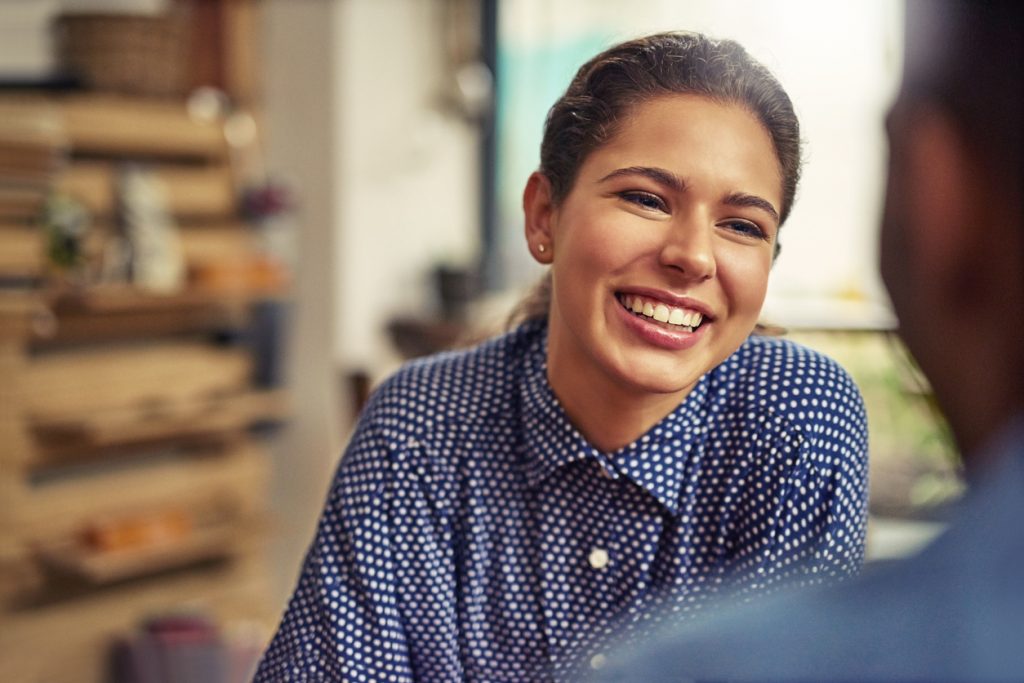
xmin=723 ymin=220 xmax=768 ymax=240
xmin=620 ymin=191 xmax=667 ymax=212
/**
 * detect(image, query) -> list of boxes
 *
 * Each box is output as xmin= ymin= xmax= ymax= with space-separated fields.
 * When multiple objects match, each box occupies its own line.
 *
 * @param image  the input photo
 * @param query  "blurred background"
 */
xmin=0 ymin=0 xmax=959 ymax=681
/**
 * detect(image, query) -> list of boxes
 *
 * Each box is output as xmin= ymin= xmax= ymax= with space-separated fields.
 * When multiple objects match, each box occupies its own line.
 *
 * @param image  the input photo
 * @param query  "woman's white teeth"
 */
xmin=623 ymin=295 xmax=703 ymax=329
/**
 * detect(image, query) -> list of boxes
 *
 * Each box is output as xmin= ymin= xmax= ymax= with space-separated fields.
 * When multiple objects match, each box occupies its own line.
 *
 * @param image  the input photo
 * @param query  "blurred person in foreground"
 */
xmin=586 ymin=0 xmax=1024 ymax=680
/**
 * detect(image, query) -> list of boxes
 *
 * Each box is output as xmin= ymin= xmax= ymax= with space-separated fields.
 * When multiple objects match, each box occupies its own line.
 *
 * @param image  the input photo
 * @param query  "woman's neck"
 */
xmin=546 ymin=352 xmax=695 ymax=454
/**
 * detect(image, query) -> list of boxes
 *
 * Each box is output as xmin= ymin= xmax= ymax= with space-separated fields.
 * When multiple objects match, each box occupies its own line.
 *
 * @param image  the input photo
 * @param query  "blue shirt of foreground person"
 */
xmin=586 ymin=1 xmax=1024 ymax=681
xmin=588 ymin=420 xmax=1024 ymax=681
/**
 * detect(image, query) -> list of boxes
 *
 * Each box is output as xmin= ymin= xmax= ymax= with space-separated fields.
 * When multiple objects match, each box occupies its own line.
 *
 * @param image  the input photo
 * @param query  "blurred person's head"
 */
xmin=519 ymin=32 xmax=801 ymax=442
xmin=882 ymin=0 xmax=1024 ymax=463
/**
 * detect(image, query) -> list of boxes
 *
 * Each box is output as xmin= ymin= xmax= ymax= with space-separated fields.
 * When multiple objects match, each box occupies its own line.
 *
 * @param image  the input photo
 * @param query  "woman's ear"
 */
xmin=523 ymin=171 xmax=556 ymax=264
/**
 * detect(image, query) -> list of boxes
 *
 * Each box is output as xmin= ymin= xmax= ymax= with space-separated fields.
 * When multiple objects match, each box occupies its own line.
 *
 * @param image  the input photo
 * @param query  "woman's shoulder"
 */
xmin=730 ymin=333 xmax=860 ymax=390
xmin=709 ymin=335 xmax=869 ymax=483
xmin=719 ymin=333 xmax=866 ymax=427
xmin=330 ymin=323 xmax=542 ymax=513
xmin=363 ymin=320 xmax=542 ymax=431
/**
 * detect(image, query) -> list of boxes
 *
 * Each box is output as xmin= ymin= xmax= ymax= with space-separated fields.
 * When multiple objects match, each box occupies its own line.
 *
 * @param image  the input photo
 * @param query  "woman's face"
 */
xmin=537 ymin=94 xmax=783 ymax=402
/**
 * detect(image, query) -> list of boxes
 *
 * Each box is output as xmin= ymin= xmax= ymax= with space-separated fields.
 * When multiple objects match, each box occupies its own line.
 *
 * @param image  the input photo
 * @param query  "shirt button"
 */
xmin=590 ymin=653 xmax=608 ymax=670
xmin=588 ymin=547 xmax=609 ymax=570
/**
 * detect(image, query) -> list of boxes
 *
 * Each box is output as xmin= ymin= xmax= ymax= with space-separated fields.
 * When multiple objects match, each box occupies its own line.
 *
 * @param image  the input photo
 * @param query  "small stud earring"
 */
xmin=538 ymin=244 xmax=547 ymax=253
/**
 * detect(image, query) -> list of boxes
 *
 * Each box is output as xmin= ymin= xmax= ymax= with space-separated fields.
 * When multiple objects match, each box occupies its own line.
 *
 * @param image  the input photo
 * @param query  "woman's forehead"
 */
xmin=583 ymin=95 xmax=783 ymax=201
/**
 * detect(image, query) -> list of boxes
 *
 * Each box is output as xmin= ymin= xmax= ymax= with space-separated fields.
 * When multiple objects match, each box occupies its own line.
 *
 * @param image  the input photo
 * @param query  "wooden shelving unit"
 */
xmin=0 ymin=91 xmax=285 ymax=683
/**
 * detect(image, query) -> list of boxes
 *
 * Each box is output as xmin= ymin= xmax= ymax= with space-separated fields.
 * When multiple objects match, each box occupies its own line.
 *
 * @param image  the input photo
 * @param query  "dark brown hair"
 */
xmin=903 ymin=0 xmax=1022 ymax=195
xmin=510 ymin=31 xmax=802 ymax=326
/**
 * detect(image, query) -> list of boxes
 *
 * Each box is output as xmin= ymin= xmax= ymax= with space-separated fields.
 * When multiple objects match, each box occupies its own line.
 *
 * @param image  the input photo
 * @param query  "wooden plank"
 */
xmin=0 ymin=553 xmax=41 ymax=607
xmin=158 ymin=164 xmax=237 ymax=218
xmin=36 ymin=521 xmax=260 ymax=586
xmin=0 ymin=97 xmax=66 ymax=150
xmin=179 ymin=222 xmax=255 ymax=264
xmin=24 ymin=285 xmax=288 ymax=346
xmin=24 ymin=341 xmax=252 ymax=421
xmin=0 ymin=333 xmax=34 ymax=459
xmin=0 ymin=221 xmax=263 ymax=299
xmin=60 ymin=95 xmax=227 ymax=160
xmin=53 ymin=161 xmax=114 ymax=217
xmin=0 ymin=293 xmax=40 ymax=342
xmin=0 ymin=338 xmax=36 ymax=536
xmin=56 ymin=162 xmax=237 ymax=219
xmin=0 ymin=184 xmax=47 ymax=220
xmin=43 ymin=285 xmax=233 ymax=314
xmin=10 ymin=441 xmax=269 ymax=542
xmin=32 ymin=389 xmax=288 ymax=463
xmin=34 ymin=299 xmax=246 ymax=347
xmin=0 ymin=225 xmax=44 ymax=277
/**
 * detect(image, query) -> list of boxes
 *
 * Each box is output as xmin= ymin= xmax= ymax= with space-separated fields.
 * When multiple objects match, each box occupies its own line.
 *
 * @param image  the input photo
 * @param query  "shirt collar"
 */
xmin=518 ymin=322 xmax=710 ymax=515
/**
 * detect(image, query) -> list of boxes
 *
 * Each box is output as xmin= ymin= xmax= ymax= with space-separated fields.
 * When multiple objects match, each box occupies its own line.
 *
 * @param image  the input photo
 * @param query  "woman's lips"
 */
xmin=614 ymin=294 xmax=704 ymax=331
xmin=613 ymin=292 xmax=710 ymax=351
xmin=615 ymin=293 xmax=706 ymax=331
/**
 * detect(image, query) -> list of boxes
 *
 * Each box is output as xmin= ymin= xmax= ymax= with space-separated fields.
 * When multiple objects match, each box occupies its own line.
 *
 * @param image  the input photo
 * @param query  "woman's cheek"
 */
xmin=718 ymin=245 xmax=773 ymax=312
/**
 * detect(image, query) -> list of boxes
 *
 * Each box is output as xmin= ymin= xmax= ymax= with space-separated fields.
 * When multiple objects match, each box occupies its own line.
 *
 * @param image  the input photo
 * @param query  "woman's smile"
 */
xmin=610 ymin=289 xmax=714 ymax=352
xmin=615 ymin=292 xmax=710 ymax=332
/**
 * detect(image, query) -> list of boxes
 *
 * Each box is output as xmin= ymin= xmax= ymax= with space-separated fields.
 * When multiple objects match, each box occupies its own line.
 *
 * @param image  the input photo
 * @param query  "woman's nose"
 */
xmin=658 ymin=217 xmax=716 ymax=280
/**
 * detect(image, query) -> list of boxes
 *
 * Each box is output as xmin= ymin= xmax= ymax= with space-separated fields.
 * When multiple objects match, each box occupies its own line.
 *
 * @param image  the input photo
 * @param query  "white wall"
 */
xmin=333 ymin=0 xmax=483 ymax=372
xmin=260 ymin=0 xmax=344 ymax=602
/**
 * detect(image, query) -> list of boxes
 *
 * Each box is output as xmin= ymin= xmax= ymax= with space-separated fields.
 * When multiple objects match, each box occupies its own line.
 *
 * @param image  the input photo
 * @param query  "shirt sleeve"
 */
xmin=754 ymin=358 xmax=870 ymax=589
xmin=252 ymin=413 xmax=417 ymax=682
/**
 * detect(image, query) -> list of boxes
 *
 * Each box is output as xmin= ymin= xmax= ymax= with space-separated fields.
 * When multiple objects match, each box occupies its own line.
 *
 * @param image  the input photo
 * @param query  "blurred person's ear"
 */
xmin=899 ymin=107 xmax=991 ymax=302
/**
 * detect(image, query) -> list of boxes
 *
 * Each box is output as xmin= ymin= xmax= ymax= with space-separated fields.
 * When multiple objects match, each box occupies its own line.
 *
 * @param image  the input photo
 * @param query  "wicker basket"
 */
xmin=54 ymin=12 xmax=191 ymax=98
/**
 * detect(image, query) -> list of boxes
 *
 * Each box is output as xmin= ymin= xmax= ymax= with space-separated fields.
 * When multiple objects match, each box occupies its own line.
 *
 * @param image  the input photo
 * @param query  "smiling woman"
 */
xmin=255 ymin=32 xmax=868 ymax=682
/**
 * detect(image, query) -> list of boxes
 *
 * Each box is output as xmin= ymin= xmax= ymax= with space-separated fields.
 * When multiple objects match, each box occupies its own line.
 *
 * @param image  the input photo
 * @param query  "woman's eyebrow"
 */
xmin=598 ymin=166 xmax=686 ymax=192
xmin=599 ymin=167 xmax=780 ymax=223
xmin=723 ymin=191 xmax=780 ymax=224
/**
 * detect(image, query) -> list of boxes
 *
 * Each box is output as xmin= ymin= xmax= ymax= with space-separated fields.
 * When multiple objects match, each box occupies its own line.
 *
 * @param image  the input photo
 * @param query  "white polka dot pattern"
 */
xmin=254 ymin=320 xmax=869 ymax=681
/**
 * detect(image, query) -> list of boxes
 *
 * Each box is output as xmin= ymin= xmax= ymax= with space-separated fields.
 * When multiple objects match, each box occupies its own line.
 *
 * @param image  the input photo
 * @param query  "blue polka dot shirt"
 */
xmin=254 ymin=319 xmax=869 ymax=681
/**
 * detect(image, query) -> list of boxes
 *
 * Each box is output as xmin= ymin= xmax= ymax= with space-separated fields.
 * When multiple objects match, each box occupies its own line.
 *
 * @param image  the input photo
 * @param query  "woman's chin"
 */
xmin=604 ymin=353 xmax=706 ymax=399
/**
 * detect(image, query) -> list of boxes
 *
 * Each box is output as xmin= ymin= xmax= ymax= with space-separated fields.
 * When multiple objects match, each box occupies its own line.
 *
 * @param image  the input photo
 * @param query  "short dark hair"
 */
xmin=540 ymin=31 xmax=802 ymax=225
xmin=903 ymin=0 xmax=1023 ymax=188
